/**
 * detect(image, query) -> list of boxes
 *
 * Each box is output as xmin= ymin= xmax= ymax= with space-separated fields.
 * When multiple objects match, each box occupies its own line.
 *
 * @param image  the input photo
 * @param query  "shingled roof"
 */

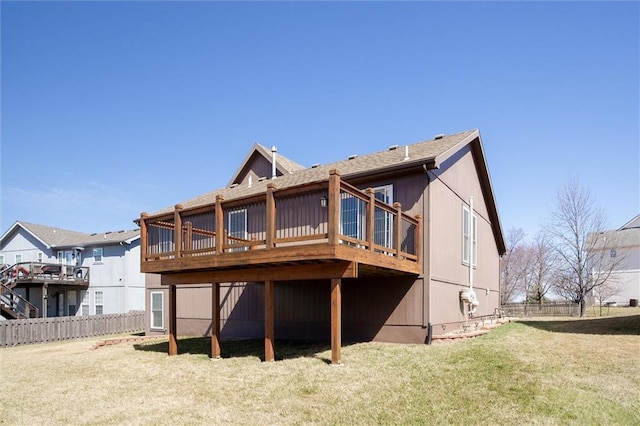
xmin=152 ymin=129 xmax=478 ymax=216
xmin=0 ymin=221 xmax=139 ymax=249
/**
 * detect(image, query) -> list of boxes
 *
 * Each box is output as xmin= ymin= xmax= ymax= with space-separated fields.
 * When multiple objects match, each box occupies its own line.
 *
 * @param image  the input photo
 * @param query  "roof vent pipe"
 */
xmin=271 ymin=146 xmax=277 ymax=179
xmin=404 ymin=145 xmax=410 ymax=161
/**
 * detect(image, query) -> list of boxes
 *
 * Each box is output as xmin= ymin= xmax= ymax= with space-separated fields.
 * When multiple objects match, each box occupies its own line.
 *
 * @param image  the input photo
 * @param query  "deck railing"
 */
xmin=140 ymin=169 xmax=421 ymax=267
xmin=0 ymin=262 xmax=90 ymax=285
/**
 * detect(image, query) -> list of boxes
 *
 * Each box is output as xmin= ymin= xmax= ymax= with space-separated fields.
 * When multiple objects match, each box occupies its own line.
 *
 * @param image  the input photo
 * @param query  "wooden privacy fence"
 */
xmin=502 ymin=303 xmax=580 ymax=317
xmin=0 ymin=311 xmax=145 ymax=347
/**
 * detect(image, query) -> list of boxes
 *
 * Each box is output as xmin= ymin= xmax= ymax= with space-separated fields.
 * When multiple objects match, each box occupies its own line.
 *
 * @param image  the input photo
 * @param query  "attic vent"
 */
xmin=230 ymin=183 xmax=239 ymax=188
xmin=118 ymin=230 xmax=125 ymax=233
xmin=434 ymin=133 xmax=445 ymax=140
xmin=388 ymin=144 xmax=399 ymax=150
xmin=348 ymin=154 xmax=357 ymax=160
xmin=258 ymin=176 xmax=267 ymax=182
xmin=311 ymin=163 xmax=320 ymax=168
xmin=106 ymin=231 xmax=112 ymax=234
xmin=91 ymin=233 xmax=97 ymax=236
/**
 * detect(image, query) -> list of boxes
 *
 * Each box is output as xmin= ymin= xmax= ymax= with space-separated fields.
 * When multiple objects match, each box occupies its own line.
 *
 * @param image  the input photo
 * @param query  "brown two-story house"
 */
xmin=139 ymin=129 xmax=505 ymax=364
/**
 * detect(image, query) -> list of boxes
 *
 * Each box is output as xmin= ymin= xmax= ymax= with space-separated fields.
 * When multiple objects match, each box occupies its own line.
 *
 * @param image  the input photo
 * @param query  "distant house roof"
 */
xmin=227 ymin=143 xmax=306 ymax=187
xmin=147 ymin=129 xmax=505 ymax=254
xmin=619 ymin=214 xmax=640 ymax=230
xmin=0 ymin=221 xmax=140 ymax=250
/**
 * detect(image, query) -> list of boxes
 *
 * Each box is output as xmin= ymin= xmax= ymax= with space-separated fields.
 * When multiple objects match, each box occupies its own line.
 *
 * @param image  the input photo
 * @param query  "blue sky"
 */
xmin=1 ymin=2 xmax=638 ymax=239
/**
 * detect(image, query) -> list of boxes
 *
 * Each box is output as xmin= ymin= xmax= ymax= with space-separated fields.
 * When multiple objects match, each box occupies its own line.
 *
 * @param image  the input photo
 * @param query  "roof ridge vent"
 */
xmin=348 ymin=154 xmax=357 ymax=160
xmin=434 ymin=133 xmax=445 ymax=140
xmin=388 ymin=144 xmax=399 ymax=151
xmin=311 ymin=163 xmax=320 ymax=168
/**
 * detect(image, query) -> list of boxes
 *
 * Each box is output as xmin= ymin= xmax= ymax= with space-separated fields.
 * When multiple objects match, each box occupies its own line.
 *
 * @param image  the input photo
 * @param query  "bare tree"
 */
xmin=500 ymin=227 xmax=527 ymax=304
xmin=544 ymin=179 xmax=624 ymax=316
xmin=525 ymin=232 xmax=557 ymax=304
xmin=593 ymin=279 xmax=623 ymax=316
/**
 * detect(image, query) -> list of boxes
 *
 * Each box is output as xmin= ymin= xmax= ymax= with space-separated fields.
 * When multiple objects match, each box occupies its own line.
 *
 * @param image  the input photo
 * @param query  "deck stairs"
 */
xmin=0 ymin=264 xmax=39 ymax=320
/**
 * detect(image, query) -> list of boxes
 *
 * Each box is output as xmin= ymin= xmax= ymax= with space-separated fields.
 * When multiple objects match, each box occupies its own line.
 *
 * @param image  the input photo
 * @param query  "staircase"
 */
xmin=0 ymin=264 xmax=39 ymax=319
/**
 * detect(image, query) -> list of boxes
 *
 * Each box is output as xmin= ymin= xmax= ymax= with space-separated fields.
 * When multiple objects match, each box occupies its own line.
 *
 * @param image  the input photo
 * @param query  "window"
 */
xmin=37 ymin=252 xmax=43 ymax=263
xmin=93 ymin=248 xmax=103 ymax=263
xmin=57 ymin=252 xmax=64 ymax=264
xmin=340 ymin=193 xmax=365 ymax=240
xmin=95 ymin=291 xmax=103 ymax=315
xmin=0 ymin=255 xmax=4 ymax=265
xmin=462 ymin=205 xmax=477 ymax=266
xmin=150 ymin=292 xmax=164 ymax=330
xmin=15 ymin=254 xmax=22 ymax=264
xmin=610 ymin=249 xmax=617 ymax=258
xmin=227 ymin=209 xmax=248 ymax=251
xmin=80 ymin=291 xmax=90 ymax=316
xmin=68 ymin=290 xmax=77 ymax=316
xmin=373 ymin=185 xmax=394 ymax=249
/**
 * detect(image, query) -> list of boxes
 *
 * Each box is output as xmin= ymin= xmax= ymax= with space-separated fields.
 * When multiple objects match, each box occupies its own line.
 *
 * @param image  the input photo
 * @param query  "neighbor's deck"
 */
xmin=139 ymin=169 xmax=422 ymax=283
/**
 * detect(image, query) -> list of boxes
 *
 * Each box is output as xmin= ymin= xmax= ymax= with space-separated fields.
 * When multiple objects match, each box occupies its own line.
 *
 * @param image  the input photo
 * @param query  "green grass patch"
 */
xmin=1 ymin=314 xmax=638 ymax=425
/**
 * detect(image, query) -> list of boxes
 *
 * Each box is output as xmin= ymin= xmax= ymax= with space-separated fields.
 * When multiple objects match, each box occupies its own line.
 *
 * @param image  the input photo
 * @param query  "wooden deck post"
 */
xmin=266 ymin=183 xmax=276 ymax=249
xmin=331 ymin=278 xmax=342 ymax=365
xmin=264 ymin=280 xmax=275 ymax=362
xmin=168 ymin=284 xmax=178 ymax=356
xmin=366 ymin=188 xmax=375 ymax=251
xmin=174 ymin=204 xmax=183 ymax=258
xmin=211 ymin=282 xmax=221 ymax=359
xmin=140 ymin=212 xmax=148 ymax=262
xmin=215 ymin=195 xmax=224 ymax=255
xmin=393 ymin=202 xmax=402 ymax=257
xmin=328 ymin=169 xmax=341 ymax=246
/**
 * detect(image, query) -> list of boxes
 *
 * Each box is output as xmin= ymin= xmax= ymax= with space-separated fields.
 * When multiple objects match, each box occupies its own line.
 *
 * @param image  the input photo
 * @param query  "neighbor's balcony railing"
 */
xmin=139 ymin=169 xmax=421 ymax=269
xmin=0 ymin=262 xmax=90 ymax=284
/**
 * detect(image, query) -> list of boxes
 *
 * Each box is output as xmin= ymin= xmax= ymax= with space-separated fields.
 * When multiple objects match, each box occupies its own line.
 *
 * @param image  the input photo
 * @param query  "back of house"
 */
xmin=142 ymin=129 xmax=505 ymax=346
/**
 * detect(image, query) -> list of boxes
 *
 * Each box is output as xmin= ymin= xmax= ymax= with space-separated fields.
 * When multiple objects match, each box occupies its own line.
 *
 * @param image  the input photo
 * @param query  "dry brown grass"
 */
xmin=1 ymin=310 xmax=639 ymax=425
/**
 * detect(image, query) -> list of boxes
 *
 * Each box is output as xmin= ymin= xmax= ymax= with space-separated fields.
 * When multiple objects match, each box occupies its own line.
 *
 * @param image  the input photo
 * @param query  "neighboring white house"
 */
xmin=0 ymin=221 xmax=145 ymax=319
xmin=588 ymin=215 xmax=640 ymax=306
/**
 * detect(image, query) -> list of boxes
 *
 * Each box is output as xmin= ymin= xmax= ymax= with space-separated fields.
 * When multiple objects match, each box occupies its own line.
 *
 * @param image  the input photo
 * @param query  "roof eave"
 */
xmin=0 ymin=221 xmax=52 ymax=250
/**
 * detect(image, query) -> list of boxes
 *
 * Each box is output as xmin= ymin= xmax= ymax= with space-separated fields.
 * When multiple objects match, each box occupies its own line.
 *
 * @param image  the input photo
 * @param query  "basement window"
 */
xmin=151 ymin=292 xmax=164 ymax=330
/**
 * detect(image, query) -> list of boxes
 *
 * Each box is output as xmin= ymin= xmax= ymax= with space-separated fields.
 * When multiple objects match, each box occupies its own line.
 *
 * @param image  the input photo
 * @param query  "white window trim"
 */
xmin=15 ymin=253 xmax=23 ymax=264
xmin=95 ymin=290 xmax=104 ymax=315
xmin=81 ymin=290 xmax=90 ymax=316
xmin=37 ymin=252 xmax=43 ymax=263
xmin=93 ymin=248 xmax=103 ymax=263
xmin=0 ymin=255 xmax=5 ymax=265
xmin=373 ymin=184 xmax=394 ymax=249
xmin=462 ymin=205 xmax=478 ymax=267
xmin=150 ymin=291 xmax=165 ymax=330
xmin=227 ymin=208 xmax=248 ymax=252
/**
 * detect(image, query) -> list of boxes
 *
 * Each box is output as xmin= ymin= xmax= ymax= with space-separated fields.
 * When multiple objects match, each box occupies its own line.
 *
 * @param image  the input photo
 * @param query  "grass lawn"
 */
xmin=1 ymin=309 xmax=638 ymax=425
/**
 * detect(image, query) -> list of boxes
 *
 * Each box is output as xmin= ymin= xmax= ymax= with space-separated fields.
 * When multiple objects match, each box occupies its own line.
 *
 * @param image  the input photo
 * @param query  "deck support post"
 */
xmin=264 ymin=280 xmax=275 ymax=362
xmin=168 ymin=284 xmax=178 ymax=356
xmin=42 ymin=284 xmax=48 ymax=318
xmin=331 ymin=278 xmax=342 ymax=365
xmin=211 ymin=282 xmax=221 ymax=359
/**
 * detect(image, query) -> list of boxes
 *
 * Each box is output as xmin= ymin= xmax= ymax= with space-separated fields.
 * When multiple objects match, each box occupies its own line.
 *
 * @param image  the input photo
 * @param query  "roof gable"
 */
xmin=619 ymin=214 xmax=640 ymax=230
xmin=228 ymin=143 xmax=305 ymax=187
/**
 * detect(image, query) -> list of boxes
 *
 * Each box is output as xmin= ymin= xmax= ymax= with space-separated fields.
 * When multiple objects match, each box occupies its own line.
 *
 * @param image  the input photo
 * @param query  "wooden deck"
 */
xmin=139 ymin=169 xmax=422 ymax=282
xmin=138 ymin=169 xmax=422 ymax=364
